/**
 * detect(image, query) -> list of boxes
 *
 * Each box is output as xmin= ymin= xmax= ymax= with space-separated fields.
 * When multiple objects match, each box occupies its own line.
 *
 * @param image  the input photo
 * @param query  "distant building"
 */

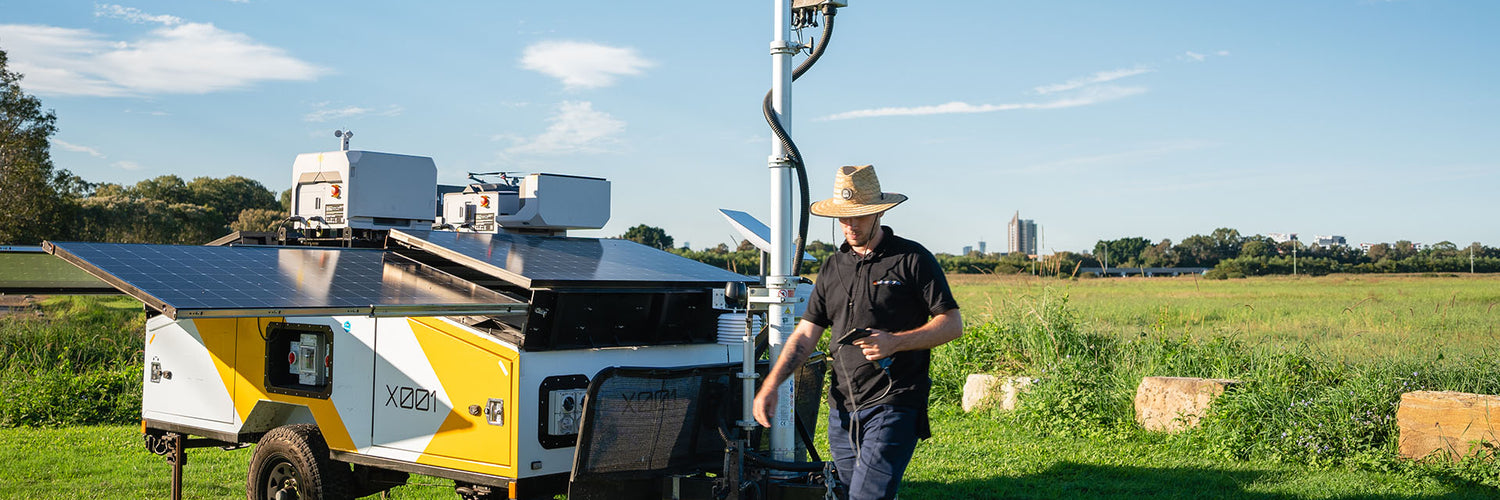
xmin=962 ymin=245 xmax=973 ymax=255
xmin=1359 ymin=241 xmax=1424 ymax=252
xmin=1008 ymin=211 xmax=1038 ymax=256
xmin=1267 ymin=232 xmax=1298 ymax=244
xmin=978 ymin=241 xmax=986 ymax=255
xmin=1313 ymin=235 xmax=1346 ymax=247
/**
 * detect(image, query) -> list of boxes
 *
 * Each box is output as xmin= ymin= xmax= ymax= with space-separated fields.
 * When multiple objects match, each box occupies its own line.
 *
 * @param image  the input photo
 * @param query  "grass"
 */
xmin=947 ymin=274 xmax=1500 ymax=364
xmin=2 ymin=408 xmax=1496 ymax=499
xmin=903 ymin=407 xmax=1496 ymax=500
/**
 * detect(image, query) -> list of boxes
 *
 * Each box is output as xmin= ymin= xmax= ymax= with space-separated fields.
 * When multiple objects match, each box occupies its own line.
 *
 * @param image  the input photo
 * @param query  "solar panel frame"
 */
xmin=389 ymin=229 xmax=757 ymax=288
xmin=43 ymin=241 xmax=526 ymax=319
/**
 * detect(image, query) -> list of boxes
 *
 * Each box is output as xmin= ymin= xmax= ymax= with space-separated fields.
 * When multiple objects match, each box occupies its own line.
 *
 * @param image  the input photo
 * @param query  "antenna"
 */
xmin=334 ymin=130 xmax=353 ymax=151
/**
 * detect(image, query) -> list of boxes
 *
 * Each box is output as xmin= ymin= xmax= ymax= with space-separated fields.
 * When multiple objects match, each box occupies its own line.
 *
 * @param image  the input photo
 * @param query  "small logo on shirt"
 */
xmin=871 ymin=279 xmax=903 ymax=286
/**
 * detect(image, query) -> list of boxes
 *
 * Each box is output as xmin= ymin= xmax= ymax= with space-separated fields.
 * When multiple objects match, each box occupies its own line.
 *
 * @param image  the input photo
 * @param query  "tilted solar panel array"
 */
xmin=44 ymin=241 xmax=525 ymax=319
xmin=389 ymin=230 xmax=755 ymax=288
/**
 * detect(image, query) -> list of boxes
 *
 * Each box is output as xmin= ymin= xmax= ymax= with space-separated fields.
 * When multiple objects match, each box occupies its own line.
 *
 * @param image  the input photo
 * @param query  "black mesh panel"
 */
xmin=569 ymin=358 xmax=827 ymax=500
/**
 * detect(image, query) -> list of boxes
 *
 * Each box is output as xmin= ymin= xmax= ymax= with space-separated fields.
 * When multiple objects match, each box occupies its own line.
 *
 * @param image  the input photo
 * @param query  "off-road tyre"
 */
xmin=247 ymin=424 xmax=352 ymax=500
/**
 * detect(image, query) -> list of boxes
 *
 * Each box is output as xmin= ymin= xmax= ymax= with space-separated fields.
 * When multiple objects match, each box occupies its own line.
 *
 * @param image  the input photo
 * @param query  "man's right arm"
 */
xmin=752 ymin=319 xmax=824 ymax=427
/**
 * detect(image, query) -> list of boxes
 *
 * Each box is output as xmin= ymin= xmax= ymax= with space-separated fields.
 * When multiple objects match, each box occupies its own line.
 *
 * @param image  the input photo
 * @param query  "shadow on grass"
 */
xmin=904 ymin=461 xmax=1491 ymax=500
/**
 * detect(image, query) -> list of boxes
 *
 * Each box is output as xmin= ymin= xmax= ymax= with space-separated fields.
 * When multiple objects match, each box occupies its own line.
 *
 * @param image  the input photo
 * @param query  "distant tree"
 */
xmin=72 ymin=196 xmax=223 ymax=244
xmin=1391 ymin=240 xmax=1418 ymax=260
xmin=1092 ymin=237 xmax=1151 ymax=267
xmin=621 ymin=224 xmax=674 ymax=249
xmin=1427 ymin=241 xmax=1458 ymax=259
xmin=280 ymin=188 xmax=292 ymax=211
xmin=1240 ymin=238 xmax=1275 ymax=259
xmin=231 ymin=208 xmax=285 ymax=233
xmin=1209 ymin=228 xmax=1245 ymax=260
xmin=127 ymin=175 xmax=190 ymax=202
xmin=1366 ymin=243 xmax=1390 ymax=262
xmin=187 ymin=176 xmax=280 ymax=226
xmin=1138 ymin=239 xmax=1175 ymax=267
xmin=0 ymin=48 xmax=75 ymax=244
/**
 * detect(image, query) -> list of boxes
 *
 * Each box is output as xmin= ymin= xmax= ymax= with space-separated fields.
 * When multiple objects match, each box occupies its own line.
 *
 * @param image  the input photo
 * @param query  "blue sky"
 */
xmin=3 ymin=1 xmax=1496 ymax=255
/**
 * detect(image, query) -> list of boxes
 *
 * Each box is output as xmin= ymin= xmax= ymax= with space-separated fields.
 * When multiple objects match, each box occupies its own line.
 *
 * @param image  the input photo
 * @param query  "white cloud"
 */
xmin=0 ymin=7 xmax=323 ymax=97
xmin=303 ymin=104 xmax=402 ymax=122
xmin=94 ymin=4 xmax=183 ymax=26
xmin=1033 ymin=67 xmax=1152 ymax=95
xmin=1012 ymin=141 xmax=1220 ymax=175
xmin=520 ymin=41 xmax=653 ymax=90
xmin=1181 ymin=50 xmax=1230 ymax=62
xmin=112 ymin=160 xmax=142 ymax=171
xmin=820 ymin=86 xmax=1146 ymax=120
xmin=305 ymin=106 xmax=369 ymax=122
xmin=53 ymin=140 xmax=106 ymax=158
xmin=504 ymin=101 xmax=625 ymax=155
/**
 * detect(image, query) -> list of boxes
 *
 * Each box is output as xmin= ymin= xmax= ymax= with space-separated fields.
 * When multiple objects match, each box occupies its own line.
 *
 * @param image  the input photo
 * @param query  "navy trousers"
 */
xmin=827 ymin=404 xmax=921 ymax=500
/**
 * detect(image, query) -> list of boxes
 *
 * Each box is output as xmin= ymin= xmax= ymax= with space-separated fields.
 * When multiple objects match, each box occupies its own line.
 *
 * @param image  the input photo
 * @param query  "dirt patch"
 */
xmin=0 ymin=294 xmax=43 ymax=316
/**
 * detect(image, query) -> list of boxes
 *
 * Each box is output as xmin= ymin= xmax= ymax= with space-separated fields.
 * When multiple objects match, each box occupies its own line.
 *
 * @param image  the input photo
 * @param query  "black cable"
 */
xmin=763 ymin=5 xmax=836 ymax=277
xmin=743 ymin=449 xmax=827 ymax=473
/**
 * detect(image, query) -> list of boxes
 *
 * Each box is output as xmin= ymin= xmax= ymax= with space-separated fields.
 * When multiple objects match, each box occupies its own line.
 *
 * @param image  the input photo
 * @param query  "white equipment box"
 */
xmin=290 ymin=150 xmax=436 ymax=231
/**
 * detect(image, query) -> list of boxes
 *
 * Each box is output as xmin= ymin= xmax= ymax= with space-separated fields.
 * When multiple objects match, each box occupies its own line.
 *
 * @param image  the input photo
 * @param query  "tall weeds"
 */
xmin=934 ymin=287 xmax=1500 ymax=486
xmin=0 ymin=296 xmax=145 ymax=427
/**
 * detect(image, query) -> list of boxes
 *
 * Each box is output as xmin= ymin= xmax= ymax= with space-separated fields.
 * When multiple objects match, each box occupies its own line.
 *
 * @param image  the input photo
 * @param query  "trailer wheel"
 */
xmin=247 ymin=424 xmax=351 ymax=500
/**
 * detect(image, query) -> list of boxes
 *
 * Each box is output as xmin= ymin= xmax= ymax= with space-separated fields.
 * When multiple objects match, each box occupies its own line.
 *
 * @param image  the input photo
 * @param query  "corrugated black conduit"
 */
xmin=763 ymin=4 xmax=837 ymax=277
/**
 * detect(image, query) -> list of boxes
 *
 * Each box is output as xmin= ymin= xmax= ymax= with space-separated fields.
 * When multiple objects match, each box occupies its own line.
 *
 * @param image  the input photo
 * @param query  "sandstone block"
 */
xmin=1397 ymin=390 xmax=1500 ymax=460
xmin=962 ymin=374 xmax=1000 ymax=412
xmin=962 ymin=374 xmax=1036 ymax=412
xmin=1134 ymin=376 xmax=1239 ymax=433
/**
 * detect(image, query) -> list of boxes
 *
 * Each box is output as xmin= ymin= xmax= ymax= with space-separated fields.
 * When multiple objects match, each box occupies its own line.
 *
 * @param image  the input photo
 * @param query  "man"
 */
xmin=753 ymin=164 xmax=962 ymax=500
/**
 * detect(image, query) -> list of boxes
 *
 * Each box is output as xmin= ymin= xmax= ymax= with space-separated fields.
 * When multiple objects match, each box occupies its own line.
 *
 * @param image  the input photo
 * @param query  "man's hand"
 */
xmin=852 ymin=328 xmax=899 ymax=361
xmin=752 ymin=385 xmax=778 ymax=427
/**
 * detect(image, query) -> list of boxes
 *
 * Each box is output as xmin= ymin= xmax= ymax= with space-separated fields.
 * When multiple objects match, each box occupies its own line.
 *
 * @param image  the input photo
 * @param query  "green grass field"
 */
xmin=4 ymin=275 xmax=1500 ymax=498
xmin=949 ymin=274 xmax=1500 ymax=363
xmin=2 ymin=408 xmax=1496 ymax=499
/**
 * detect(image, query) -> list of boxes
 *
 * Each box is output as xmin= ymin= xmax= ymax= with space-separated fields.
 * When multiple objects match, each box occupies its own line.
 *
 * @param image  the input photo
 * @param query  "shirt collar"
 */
xmin=838 ymin=226 xmax=895 ymax=258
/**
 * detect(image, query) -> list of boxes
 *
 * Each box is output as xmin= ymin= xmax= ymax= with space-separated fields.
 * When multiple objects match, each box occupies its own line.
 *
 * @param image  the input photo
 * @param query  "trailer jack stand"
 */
xmin=145 ymin=430 xmax=240 ymax=500
xmin=144 ymin=432 xmax=188 ymax=500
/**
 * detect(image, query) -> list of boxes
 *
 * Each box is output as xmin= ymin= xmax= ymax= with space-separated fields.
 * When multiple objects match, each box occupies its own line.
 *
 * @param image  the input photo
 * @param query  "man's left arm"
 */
xmin=853 ymin=308 xmax=962 ymax=361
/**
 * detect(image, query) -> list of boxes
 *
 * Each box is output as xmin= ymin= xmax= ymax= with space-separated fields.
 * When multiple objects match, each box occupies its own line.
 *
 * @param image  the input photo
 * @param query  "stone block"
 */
xmin=1134 ymin=376 xmax=1239 ymax=433
xmin=1397 ymin=390 xmax=1500 ymax=460
xmin=962 ymin=374 xmax=1035 ymax=412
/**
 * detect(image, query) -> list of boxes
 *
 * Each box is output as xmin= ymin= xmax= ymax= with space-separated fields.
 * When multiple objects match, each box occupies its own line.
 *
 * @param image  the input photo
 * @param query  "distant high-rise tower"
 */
xmin=1008 ymin=211 xmax=1038 ymax=256
xmin=978 ymin=241 xmax=986 ymax=255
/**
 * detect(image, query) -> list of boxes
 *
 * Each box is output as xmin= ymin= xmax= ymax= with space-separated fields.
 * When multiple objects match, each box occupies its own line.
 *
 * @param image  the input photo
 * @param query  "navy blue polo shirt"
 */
xmin=803 ymin=226 xmax=959 ymax=434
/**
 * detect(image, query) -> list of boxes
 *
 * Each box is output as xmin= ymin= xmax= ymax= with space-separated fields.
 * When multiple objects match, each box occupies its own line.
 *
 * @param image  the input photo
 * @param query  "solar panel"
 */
xmin=389 ymin=230 xmax=756 ymax=288
xmin=0 ymin=246 xmax=116 ymax=294
xmin=717 ymin=209 xmax=816 ymax=260
xmin=43 ymin=241 xmax=525 ymax=319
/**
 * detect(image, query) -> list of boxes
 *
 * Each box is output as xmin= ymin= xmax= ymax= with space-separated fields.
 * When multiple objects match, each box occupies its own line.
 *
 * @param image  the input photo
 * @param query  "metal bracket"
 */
xmin=485 ymin=398 xmax=505 ymax=426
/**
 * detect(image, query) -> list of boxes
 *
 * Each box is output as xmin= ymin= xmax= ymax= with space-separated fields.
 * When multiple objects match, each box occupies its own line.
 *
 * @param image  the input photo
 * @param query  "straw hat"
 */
xmin=810 ymin=164 xmax=907 ymax=218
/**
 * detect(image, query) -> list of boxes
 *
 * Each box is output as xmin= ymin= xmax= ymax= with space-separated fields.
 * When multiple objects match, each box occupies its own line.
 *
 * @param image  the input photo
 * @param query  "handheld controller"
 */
xmin=838 ymin=328 xmax=893 ymax=370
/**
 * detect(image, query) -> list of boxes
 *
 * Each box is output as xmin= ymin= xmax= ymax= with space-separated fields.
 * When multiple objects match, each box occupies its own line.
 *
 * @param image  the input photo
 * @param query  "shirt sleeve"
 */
xmin=917 ymin=249 xmax=960 ymax=315
xmin=802 ymin=260 xmax=833 ymax=328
